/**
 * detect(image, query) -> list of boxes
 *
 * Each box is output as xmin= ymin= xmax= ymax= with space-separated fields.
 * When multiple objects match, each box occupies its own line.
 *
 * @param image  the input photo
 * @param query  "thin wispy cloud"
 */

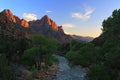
xmin=72 ymin=5 xmax=95 ymax=21
xmin=62 ymin=23 xmax=75 ymax=28
xmin=23 ymin=13 xmax=37 ymax=21
xmin=45 ymin=10 xmax=53 ymax=13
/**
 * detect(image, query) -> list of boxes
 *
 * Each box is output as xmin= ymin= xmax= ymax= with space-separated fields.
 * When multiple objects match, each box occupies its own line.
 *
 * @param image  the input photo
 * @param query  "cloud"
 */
xmin=62 ymin=23 xmax=75 ymax=28
xmin=45 ymin=10 xmax=52 ymax=13
xmin=23 ymin=13 xmax=37 ymax=21
xmin=72 ymin=5 xmax=95 ymax=21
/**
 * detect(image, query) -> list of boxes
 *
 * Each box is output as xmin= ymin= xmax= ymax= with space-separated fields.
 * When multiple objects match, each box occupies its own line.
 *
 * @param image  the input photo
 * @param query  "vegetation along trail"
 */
xmin=53 ymin=55 xmax=86 ymax=80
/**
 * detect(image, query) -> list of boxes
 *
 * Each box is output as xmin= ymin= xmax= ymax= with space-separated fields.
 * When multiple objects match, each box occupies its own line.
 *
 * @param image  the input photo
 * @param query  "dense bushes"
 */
xmin=0 ymin=34 xmax=59 ymax=79
xmin=104 ymin=45 xmax=120 ymax=69
xmin=0 ymin=35 xmax=29 ymax=79
xmin=44 ymin=54 xmax=58 ymax=66
xmin=58 ymin=42 xmax=70 ymax=55
xmin=66 ymin=43 xmax=101 ymax=67
xmin=22 ymin=47 xmax=40 ymax=65
xmin=0 ymin=55 xmax=17 ymax=80
xmin=22 ymin=35 xmax=59 ymax=70
xmin=88 ymin=64 xmax=112 ymax=80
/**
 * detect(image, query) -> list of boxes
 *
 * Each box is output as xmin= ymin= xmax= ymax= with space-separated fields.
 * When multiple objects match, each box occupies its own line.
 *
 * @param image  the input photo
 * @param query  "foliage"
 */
xmin=22 ymin=47 xmax=40 ymax=65
xmin=58 ymin=42 xmax=70 ymax=55
xmin=0 ymin=33 xmax=59 ymax=79
xmin=66 ymin=51 xmax=80 ymax=65
xmin=70 ymin=40 xmax=84 ymax=51
xmin=22 ymin=35 xmax=59 ymax=71
xmin=0 ymin=35 xmax=30 ymax=63
xmin=45 ymin=54 xmax=58 ymax=66
xmin=88 ymin=64 xmax=112 ymax=80
xmin=102 ymin=9 xmax=120 ymax=41
xmin=66 ymin=43 xmax=101 ymax=67
xmin=32 ymin=35 xmax=59 ymax=53
xmin=104 ymin=45 xmax=120 ymax=69
xmin=0 ymin=34 xmax=29 ymax=79
xmin=0 ymin=55 xmax=17 ymax=80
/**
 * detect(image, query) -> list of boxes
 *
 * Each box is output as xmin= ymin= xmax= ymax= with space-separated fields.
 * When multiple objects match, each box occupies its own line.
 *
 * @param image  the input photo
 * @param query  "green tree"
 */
xmin=102 ymin=9 xmax=120 ymax=41
xmin=32 ymin=35 xmax=59 ymax=54
xmin=66 ymin=50 xmax=80 ymax=65
xmin=22 ymin=47 xmax=39 ymax=65
xmin=104 ymin=45 xmax=120 ymax=69
xmin=88 ymin=64 xmax=112 ymax=80
xmin=22 ymin=35 xmax=59 ymax=70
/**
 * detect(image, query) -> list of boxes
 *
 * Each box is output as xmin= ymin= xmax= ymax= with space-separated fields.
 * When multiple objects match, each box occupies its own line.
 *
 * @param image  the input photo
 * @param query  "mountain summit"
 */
xmin=2 ymin=9 xmax=29 ymax=28
xmin=29 ymin=15 xmax=72 ymax=41
xmin=40 ymin=15 xmax=58 ymax=31
xmin=0 ymin=9 xmax=31 ymax=39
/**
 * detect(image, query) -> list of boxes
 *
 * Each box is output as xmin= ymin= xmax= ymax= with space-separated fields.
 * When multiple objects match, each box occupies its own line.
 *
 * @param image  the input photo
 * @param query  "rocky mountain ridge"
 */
xmin=29 ymin=15 xmax=72 ymax=41
xmin=2 ymin=9 xmax=29 ymax=28
xmin=0 ymin=9 xmax=72 ymax=42
xmin=0 ymin=9 xmax=32 ymax=39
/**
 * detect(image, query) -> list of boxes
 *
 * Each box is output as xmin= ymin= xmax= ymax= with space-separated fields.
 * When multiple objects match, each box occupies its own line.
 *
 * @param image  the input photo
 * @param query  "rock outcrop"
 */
xmin=0 ymin=9 xmax=31 ymax=39
xmin=2 ymin=9 xmax=17 ymax=23
xmin=1 ymin=9 xmax=29 ymax=28
xmin=29 ymin=15 xmax=72 ymax=42
xmin=40 ymin=15 xmax=58 ymax=31
xmin=20 ymin=19 xmax=29 ymax=28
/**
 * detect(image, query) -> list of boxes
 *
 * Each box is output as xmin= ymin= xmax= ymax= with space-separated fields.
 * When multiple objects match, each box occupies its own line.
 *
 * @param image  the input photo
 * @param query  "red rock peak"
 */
xmin=21 ymin=19 xmax=29 ymax=28
xmin=2 ymin=9 xmax=29 ymax=28
xmin=41 ymin=15 xmax=58 ymax=31
xmin=2 ymin=9 xmax=17 ymax=23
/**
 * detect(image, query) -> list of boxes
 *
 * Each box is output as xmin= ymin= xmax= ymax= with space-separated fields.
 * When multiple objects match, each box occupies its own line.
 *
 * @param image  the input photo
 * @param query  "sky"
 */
xmin=0 ymin=0 xmax=120 ymax=38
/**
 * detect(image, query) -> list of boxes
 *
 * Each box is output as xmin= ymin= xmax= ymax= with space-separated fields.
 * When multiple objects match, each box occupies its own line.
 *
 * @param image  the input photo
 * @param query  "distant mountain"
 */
xmin=29 ymin=15 xmax=72 ymax=42
xmin=71 ymin=35 xmax=94 ymax=42
xmin=0 ymin=9 xmax=72 ymax=42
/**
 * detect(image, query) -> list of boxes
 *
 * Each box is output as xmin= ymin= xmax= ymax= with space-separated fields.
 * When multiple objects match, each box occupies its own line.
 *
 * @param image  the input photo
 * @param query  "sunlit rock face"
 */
xmin=29 ymin=15 xmax=72 ymax=42
xmin=0 ymin=9 xmax=32 ymax=39
xmin=2 ymin=9 xmax=17 ymax=23
xmin=2 ymin=9 xmax=29 ymax=28
xmin=40 ymin=15 xmax=58 ymax=31
xmin=20 ymin=19 xmax=29 ymax=28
